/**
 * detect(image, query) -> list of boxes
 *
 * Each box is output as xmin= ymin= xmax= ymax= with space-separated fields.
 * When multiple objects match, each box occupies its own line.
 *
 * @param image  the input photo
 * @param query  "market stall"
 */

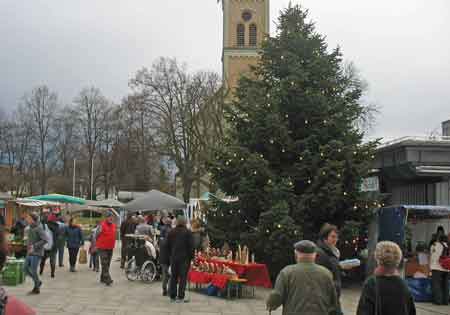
xmin=369 ymin=205 xmax=450 ymax=302
xmin=188 ymin=246 xmax=272 ymax=298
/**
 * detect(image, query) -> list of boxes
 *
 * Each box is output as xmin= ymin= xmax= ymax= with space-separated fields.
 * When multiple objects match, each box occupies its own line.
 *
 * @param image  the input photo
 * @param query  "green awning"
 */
xmin=27 ymin=194 xmax=86 ymax=205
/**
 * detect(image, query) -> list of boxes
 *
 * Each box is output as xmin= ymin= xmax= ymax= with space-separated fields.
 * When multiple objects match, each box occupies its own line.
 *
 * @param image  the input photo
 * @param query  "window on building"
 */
xmin=237 ymin=24 xmax=245 ymax=47
xmin=249 ymin=24 xmax=257 ymax=46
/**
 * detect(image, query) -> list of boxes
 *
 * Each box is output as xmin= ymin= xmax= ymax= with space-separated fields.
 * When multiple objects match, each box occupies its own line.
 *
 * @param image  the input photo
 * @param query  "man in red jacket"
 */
xmin=95 ymin=211 xmax=116 ymax=286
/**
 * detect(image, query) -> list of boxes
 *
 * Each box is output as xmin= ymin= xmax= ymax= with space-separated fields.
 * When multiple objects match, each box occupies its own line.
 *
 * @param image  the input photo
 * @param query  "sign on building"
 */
xmin=361 ymin=176 xmax=379 ymax=192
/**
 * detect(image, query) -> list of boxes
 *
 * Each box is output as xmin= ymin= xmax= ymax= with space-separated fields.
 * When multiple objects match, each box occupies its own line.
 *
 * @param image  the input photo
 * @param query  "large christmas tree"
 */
xmin=208 ymin=5 xmax=378 ymax=277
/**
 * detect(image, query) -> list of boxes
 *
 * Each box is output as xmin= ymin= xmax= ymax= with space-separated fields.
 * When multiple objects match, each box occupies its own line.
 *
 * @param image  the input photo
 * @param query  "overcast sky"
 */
xmin=1 ymin=0 xmax=449 ymax=140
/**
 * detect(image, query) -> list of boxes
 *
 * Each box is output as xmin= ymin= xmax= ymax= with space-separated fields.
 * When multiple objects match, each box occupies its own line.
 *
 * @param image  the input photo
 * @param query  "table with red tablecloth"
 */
xmin=188 ymin=257 xmax=272 ymax=289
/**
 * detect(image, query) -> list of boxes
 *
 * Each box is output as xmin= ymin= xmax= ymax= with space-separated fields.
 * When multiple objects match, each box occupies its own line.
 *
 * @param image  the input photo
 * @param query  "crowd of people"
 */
xmin=267 ymin=224 xmax=418 ymax=315
xmin=0 ymin=209 xmax=448 ymax=314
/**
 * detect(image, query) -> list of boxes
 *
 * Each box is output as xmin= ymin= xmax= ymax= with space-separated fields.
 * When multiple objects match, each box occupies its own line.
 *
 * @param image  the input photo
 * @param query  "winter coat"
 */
xmin=159 ymin=223 xmax=171 ymax=240
xmin=65 ymin=225 xmax=84 ymax=249
xmin=316 ymin=240 xmax=342 ymax=298
xmin=120 ymin=220 xmax=137 ymax=239
xmin=430 ymin=241 xmax=449 ymax=272
xmin=27 ymin=222 xmax=47 ymax=257
xmin=167 ymin=225 xmax=194 ymax=264
xmin=56 ymin=222 xmax=67 ymax=247
xmin=266 ymin=261 xmax=338 ymax=315
xmin=357 ymin=275 xmax=416 ymax=315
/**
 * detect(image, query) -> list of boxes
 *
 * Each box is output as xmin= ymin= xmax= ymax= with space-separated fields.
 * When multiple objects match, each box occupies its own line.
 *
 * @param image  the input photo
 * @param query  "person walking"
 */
xmin=95 ymin=211 xmax=116 ymax=286
xmin=167 ymin=216 xmax=194 ymax=303
xmin=430 ymin=234 xmax=449 ymax=305
xmin=266 ymin=240 xmax=338 ymax=315
xmin=120 ymin=214 xmax=137 ymax=269
xmin=316 ymin=223 xmax=346 ymax=315
xmin=65 ymin=218 xmax=84 ymax=272
xmin=56 ymin=215 xmax=66 ymax=267
xmin=357 ymin=241 xmax=416 ymax=315
xmin=159 ymin=216 xmax=172 ymax=296
xmin=39 ymin=214 xmax=59 ymax=278
xmin=89 ymin=221 xmax=100 ymax=272
xmin=24 ymin=213 xmax=47 ymax=294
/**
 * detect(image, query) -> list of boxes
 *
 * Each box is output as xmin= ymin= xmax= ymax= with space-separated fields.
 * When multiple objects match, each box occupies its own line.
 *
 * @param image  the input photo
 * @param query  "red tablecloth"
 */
xmin=192 ymin=257 xmax=272 ymax=289
xmin=188 ymin=270 xmax=231 ymax=289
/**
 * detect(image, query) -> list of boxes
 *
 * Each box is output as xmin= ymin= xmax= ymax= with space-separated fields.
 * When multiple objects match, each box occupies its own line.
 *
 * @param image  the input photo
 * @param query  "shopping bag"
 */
xmin=79 ymin=248 xmax=87 ymax=264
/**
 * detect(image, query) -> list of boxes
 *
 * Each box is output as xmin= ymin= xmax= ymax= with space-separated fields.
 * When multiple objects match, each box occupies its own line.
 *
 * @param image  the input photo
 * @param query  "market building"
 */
xmin=373 ymin=121 xmax=450 ymax=206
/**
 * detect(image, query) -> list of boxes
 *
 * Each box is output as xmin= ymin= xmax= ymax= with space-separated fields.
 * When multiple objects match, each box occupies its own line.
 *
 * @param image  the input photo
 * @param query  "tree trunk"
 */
xmin=182 ymin=179 xmax=193 ymax=204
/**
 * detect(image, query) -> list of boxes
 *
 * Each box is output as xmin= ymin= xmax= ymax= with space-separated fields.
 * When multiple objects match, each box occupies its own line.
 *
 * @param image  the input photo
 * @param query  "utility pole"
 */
xmin=72 ymin=159 xmax=76 ymax=196
xmin=90 ymin=157 xmax=94 ymax=200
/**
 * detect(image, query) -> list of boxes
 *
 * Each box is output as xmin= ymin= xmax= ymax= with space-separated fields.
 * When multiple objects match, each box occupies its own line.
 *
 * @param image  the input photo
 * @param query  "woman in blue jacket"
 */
xmin=65 ymin=218 xmax=84 ymax=272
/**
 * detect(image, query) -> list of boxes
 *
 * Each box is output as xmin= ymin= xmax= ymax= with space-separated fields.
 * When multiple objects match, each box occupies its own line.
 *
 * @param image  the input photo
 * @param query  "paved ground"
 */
xmin=4 ymin=247 xmax=450 ymax=315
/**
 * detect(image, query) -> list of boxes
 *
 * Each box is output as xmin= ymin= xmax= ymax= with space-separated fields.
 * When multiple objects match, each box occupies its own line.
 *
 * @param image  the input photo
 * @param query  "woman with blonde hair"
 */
xmin=357 ymin=241 xmax=416 ymax=315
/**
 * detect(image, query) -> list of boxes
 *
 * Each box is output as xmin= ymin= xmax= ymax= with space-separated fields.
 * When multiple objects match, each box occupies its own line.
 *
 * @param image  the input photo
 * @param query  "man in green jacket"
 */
xmin=266 ymin=240 xmax=338 ymax=315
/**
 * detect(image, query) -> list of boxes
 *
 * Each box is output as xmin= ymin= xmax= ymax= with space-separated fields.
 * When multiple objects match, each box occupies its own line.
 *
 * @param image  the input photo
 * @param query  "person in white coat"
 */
xmin=430 ymin=234 xmax=449 ymax=305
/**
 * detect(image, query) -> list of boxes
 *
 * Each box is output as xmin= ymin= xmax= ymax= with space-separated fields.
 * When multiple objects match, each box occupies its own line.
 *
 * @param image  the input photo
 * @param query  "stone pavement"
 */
xmin=4 ymin=250 xmax=450 ymax=315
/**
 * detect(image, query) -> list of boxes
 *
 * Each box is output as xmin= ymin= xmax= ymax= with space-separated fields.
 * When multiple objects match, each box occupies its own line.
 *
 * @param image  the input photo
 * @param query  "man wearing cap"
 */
xmin=266 ymin=240 xmax=338 ymax=315
xmin=24 ymin=212 xmax=48 ymax=294
xmin=95 ymin=210 xmax=116 ymax=286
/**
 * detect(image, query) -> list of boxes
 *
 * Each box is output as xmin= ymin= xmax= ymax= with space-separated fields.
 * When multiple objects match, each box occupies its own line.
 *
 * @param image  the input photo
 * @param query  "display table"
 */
xmin=188 ymin=270 xmax=231 ymax=290
xmin=189 ymin=257 xmax=272 ymax=289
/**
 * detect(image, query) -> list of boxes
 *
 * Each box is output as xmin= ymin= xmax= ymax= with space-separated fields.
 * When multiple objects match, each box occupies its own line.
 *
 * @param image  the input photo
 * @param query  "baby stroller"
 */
xmin=125 ymin=234 xmax=160 ymax=283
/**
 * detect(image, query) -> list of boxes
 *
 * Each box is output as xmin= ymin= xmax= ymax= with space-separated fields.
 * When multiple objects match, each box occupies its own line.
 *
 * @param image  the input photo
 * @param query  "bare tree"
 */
xmin=0 ymin=111 xmax=36 ymax=196
xmin=18 ymin=86 xmax=58 ymax=194
xmin=130 ymin=57 xmax=223 ymax=202
xmin=73 ymin=87 xmax=110 ymax=199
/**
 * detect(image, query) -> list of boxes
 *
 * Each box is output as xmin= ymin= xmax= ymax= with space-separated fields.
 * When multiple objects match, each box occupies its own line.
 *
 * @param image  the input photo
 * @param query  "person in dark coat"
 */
xmin=159 ymin=216 xmax=172 ymax=296
xmin=167 ymin=216 xmax=194 ymax=303
xmin=357 ymin=241 xmax=416 ymax=315
xmin=120 ymin=214 xmax=137 ymax=268
xmin=315 ymin=223 xmax=344 ymax=315
xmin=39 ymin=214 xmax=59 ymax=278
xmin=65 ymin=218 xmax=84 ymax=272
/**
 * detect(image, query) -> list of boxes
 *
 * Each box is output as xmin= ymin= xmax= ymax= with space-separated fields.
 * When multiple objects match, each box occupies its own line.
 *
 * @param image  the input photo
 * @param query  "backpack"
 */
xmin=438 ymin=242 xmax=450 ymax=270
xmin=43 ymin=224 xmax=54 ymax=251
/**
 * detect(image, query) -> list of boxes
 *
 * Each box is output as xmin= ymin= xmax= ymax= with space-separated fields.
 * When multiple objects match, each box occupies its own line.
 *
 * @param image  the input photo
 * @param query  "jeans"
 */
xmin=90 ymin=252 xmax=99 ymax=271
xmin=432 ymin=270 xmax=450 ymax=305
xmin=161 ymin=264 xmax=170 ymax=293
xmin=68 ymin=247 xmax=80 ymax=269
xmin=169 ymin=260 xmax=190 ymax=300
xmin=25 ymin=255 xmax=41 ymax=289
xmin=40 ymin=250 xmax=57 ymax=276
xmin=99 ymin=249 xmax=113 ymax=283
xmin=57 ymin=243 xmax=65 ymax=266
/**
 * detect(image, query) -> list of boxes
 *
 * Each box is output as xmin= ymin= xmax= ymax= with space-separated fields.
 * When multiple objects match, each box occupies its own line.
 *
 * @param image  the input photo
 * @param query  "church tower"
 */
xmin=222 ymin=0 xmax=270 ymax=92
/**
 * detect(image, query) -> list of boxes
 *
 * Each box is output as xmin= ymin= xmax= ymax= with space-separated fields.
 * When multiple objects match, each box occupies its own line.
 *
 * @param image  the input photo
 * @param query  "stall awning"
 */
xmin=15 ymin=199 xmax=60 ymax=207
